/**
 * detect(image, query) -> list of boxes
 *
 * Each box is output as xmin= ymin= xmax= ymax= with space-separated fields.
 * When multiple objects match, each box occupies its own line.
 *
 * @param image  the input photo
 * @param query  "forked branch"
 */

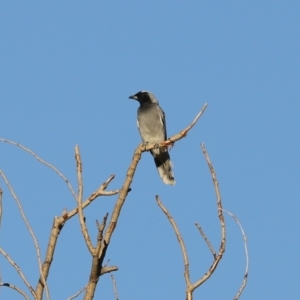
xmin=155 ymin=144 xmax=248 ymax=299
xmin=155 ymin=143 xmax=226 ymax=300
xmin=82 ymin=104 xmax=207 ymax=299
xmin=36 ymin=172 xmax=118 ymax=300
xmin=104 ymin=103 xmax=207 ymax=246
xmin=191 ymin=143 xmax=226 ymax=290
xmin=75 ymin=146 xmax=95 ymax=254
xmin=1 ymin=103 xmax=207 ymax=300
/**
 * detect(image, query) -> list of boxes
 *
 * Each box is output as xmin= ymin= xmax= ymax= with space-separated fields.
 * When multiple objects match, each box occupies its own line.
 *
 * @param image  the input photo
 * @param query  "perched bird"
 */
xmin=129 ymin=91 xmax=175 ymax=185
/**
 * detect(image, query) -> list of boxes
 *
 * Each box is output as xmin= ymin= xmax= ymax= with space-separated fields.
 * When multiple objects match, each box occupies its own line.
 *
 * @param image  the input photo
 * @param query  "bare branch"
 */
xmin=36 ymin=217 xmax=61 ymax=299
xmin=75 ymin=145 xmax=95 ymax=254
xmin=0 ymin=142 xmax=117 ymax=299
xmin=157 ymin=143 xmax=224 ymax=300
xmin=2 ymin=104 xmax=208 ymax=300
xmin=99 ymin=174 xmax=116 ymax=190
xmin=0 ymin=138 xmax=77 ymax=199
xmin=61 ymin=177 xmax=119 ymax=223
xmin=0 ymin=247 xmax=35 ymax=298
xmin=90 ymin=174 xmax=120 ymax=197
xmin=103 ymin=259 xmax=110 ymax=268
xmin=161 ymin=103 xmax=208 ymax=146
xmin=195 ymin=222 xmax=216 ymax=257
xmin=98 ymin=189 xmax=120 ymax=196
xmin=0 ymin=169 xmax=50 ymax=300
xmin=96 ymin=213 xmax=109 ymax=257
xmin=156 ymin=195 xmax=192 ymax=289
xmin=1 ymin=142 xmax=119 ymax=300
xmin=191 ymin=144 xmax=226 ymax=291
xmin=83 ymin=104 xmax=207 ymax=299
xmin=67 ymin=286 xmax=86 ymax=300
xmin=96 ymin=216 xmax=107 ymax=231
xmin=0 ymin=282 xmax=30 ymax=300
xmin=220 ymin=209 xmax=249 ymax=300
xmin=103 ymin=148 xmax=142 ymax=247
xmin=96 ymin=213 xmax=109 ymax=241
xmin=100 ymin=266 xmax=118 ymax=275
xmin=36 ymin=175 xmax=118 ymax=299
xmin=104 ymin=104 xmax=208 ymax=245
xmin=110 ymin=274 xmax=119 ymax=300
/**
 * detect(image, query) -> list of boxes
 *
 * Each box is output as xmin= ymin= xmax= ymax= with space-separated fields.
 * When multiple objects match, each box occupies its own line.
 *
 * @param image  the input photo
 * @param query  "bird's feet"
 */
xmin=161 ymin=139 xmax=174 ymax=148
xmin=142 ymin=142 xmax=149 ymax=151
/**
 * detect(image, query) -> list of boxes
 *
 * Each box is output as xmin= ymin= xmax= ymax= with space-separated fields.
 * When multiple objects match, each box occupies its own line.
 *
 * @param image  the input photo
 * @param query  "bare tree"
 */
xmin=0 ymin=104 xmax=248 ymax=299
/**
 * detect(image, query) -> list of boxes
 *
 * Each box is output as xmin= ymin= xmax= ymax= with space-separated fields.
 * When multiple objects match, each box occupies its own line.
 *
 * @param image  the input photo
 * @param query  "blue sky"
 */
xmin=0 ymin=2 xmax=299 ymax=299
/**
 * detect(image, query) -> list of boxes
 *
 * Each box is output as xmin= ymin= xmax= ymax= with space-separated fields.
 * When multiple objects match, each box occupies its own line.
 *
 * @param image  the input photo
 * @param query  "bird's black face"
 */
xmin=129 ymin=91 xmax=151 ymax=103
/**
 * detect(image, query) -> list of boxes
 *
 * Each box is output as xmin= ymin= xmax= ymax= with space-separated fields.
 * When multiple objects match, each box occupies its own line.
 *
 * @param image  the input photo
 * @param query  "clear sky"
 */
xmin=0 ymin=2 xmax=299 ymax=299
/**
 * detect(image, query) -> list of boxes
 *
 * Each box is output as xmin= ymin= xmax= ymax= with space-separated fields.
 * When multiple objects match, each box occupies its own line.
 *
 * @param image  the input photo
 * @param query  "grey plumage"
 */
xmin=129 ymin=91 xmax=175 ymax=185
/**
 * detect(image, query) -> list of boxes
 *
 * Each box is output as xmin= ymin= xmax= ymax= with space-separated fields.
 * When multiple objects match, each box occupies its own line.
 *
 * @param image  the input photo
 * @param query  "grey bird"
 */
xmin=129 ymin=91 xmax=175 ymax=185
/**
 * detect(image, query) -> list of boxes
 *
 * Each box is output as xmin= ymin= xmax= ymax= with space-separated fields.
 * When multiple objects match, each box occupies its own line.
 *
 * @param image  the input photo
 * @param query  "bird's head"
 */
xmin=129 ymin=91 xmax=158 ymax=104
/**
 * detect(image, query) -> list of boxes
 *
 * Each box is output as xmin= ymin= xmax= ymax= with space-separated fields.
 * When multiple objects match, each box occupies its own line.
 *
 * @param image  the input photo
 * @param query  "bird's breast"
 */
xmin=137 ymin=107 xmax=165 ymax=143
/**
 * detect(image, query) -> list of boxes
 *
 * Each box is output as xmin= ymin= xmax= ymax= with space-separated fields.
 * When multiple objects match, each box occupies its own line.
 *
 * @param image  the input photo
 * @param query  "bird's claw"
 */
xmin=142 ymin=142 xmax=149 ymax=151
xmin=161 ymin=140 xmax=174 ymax=147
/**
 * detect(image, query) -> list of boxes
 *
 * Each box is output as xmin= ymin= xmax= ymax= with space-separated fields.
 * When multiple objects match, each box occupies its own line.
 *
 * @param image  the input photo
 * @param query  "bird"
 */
xmin=129 ymin=91 xmax=175 ymax=185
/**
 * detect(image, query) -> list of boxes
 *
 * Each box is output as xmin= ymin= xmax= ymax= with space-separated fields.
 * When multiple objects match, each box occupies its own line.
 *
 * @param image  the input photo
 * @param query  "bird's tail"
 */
xmin=153 ymin=149 xmax=175 ymax=185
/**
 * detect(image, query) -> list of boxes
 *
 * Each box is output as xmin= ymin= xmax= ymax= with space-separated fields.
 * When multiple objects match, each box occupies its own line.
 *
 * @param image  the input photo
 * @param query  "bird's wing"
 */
xmin=159 ymin=107 xmax=167 ymax=140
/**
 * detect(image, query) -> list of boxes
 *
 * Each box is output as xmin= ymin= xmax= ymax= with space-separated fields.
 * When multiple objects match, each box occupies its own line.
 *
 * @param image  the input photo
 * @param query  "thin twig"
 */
xmin=84 ymin=104 xmax=207 ymax=299
xmin=156 ymin=196 xmax=192 ymax=289
xmin=36 ymin=176 xmax=118 ymax=299
xmin=111 ymin=274 xmax=119 ymax=300
xmin=96 ymin=213 xmax=109 ymax=242
xmin=164 ymin=143 xmax=226 ymax=300
xmin=191 ymin=144 xmax=226 ymax=291
xmin=1 ymin=141 xmax=119 ymax=299
xmin=0 ymin=282 xmax=30 ymax=300
xmin=67 ymin=286 xmax=87 ymax=300
xmin=103 ymin=259 xmax=110 ymax=268
xmin=62 ymin=177 xmax=119 ymax=222
xmin=105 ymin=103 xmax=208 ymax=245
xmin=0 ymin=170 xmax=50 ymax=300
xmin=0 ymin=138 xmax=77 ymax=199
xmin=195 ymin=223 xmax=216 ymax=257
xmin=159 ymin=103 xmax=207 ymax=147
xmin=0 ymin=247 xmax=35 ymax=298
xmin=220 ymin=208 xmax=249 ymax=300
xmin=100 ymin=174 xmax=116 ymax=190
xmin=0 ymin=188 xmax=2 ymax=229
xmin=75 ymin=146 xmax=95 ymax=254
xmin=96 ymin=213 xmax=109 ymax=257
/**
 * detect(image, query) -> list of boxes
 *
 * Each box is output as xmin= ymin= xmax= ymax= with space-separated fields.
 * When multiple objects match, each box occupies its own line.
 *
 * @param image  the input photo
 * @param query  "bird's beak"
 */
xmin=129 ymin=94 xmax=137 ymax=100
